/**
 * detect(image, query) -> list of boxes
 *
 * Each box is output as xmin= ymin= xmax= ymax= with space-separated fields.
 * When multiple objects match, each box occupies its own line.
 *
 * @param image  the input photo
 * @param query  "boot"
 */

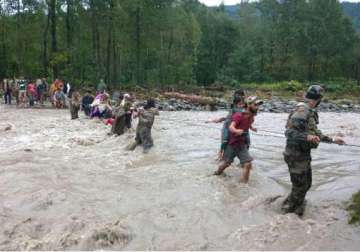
xmin=294 ymin=200 xmax=307 ymax=217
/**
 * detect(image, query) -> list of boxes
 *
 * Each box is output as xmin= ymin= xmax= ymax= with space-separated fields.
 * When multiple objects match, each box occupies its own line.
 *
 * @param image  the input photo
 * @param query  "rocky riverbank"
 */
xmin=152 ymin=96 xmax=360 ymax=113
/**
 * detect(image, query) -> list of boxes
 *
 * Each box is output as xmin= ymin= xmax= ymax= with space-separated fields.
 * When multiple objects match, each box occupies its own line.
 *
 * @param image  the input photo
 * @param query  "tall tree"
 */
xmin=49 ymin=0 xmax=58 ymax=78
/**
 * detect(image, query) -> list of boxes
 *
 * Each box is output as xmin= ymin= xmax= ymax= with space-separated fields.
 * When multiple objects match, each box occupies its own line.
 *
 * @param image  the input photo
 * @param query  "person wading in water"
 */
xmin=213 ymin=96 xmax=263 ymax=183
xmin=127 ymin=98 xmax=159 ymax=153
xmin=282 ymin=85 xmax=345 ymax=216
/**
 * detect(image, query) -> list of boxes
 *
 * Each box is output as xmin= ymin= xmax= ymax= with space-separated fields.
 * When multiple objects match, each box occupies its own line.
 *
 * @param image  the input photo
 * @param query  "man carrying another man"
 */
xmin=214 ymin=96 xmax=263 ymax=183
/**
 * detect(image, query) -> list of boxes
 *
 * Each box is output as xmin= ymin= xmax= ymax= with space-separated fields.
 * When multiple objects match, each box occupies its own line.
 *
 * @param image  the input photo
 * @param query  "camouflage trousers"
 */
xmin=135 ymin=126 xmax=154 ymax=150
xmin=284 ymin=156 xmax=312 ymax=215
xmin=111 ymin=113 xmax=126 ymax=136
xmin=70 ymin=103 xmax=80 ymax=119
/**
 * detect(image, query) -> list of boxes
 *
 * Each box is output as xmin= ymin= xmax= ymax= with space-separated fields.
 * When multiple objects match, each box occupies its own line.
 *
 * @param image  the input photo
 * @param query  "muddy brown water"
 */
xmin=1 ymin=104 xmax=360 ymax=250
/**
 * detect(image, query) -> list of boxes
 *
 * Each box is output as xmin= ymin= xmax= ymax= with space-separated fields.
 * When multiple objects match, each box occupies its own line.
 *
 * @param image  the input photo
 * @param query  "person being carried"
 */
xmin=208 ymin=90 xmax=248 ymax=160
xmin=91 ymin=93 xmax=112 ymax=119
xmin=213 ymin=96 xmax=263 ymax=183
xmin=127 ymin=98 xmax=159 ymax=153
xmin=70 ymin=91 xmax=81 ymax=119
xmin=282 ymin=85 xmax=345 ymax=217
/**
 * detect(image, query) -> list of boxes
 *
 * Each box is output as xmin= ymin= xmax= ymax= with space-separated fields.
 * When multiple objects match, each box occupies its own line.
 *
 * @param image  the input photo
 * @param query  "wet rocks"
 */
xmin=154 ymin=96 xmax=360 ymax=113
xmin=1 ymin=123 xmax=15 ymax=131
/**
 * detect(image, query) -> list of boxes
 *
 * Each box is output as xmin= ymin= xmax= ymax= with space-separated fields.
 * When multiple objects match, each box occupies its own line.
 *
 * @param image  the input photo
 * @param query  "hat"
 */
xmin=305 ymin=85 xmax=324 ymax=100
xmin=246 ymin=96 xmax=263 ymax=106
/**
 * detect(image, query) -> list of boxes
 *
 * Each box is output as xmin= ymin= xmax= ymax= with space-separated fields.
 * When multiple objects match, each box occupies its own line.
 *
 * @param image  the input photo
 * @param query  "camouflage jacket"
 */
xmin=138 ymin=108 xmax=159 ymax=129
xmin=284 ymin=102 xmax=333 ymax=160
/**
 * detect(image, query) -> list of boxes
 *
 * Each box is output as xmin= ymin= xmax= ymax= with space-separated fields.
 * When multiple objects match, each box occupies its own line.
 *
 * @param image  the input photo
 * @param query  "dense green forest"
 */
xmin=0 ymin=0 xmax=359 ymax=88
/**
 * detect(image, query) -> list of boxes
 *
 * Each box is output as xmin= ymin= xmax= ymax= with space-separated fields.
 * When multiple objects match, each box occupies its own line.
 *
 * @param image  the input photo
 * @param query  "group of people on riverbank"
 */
xmin=1 ymin=77 xmax=72 ymax=108
xmin=1 ymin=78 xmax=49 ymax=107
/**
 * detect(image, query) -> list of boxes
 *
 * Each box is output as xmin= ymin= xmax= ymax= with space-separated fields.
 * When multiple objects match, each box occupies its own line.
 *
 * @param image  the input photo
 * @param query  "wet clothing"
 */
xmin=131 ymin=108 xmax=159 ymax=151
xmin=123 ymin=100 xmax=133 ymax=129
xmin=283 ymin=156 xmax=312 ymax=215
xmin=82 ymin=95 xmax=94 ymax=116
xmin=222 ymin=111 xmax=255 ymax=165
xmin=220 ymin=108 xmax=250 ymax=150
xmin=224 ymin=144 xmax=253 ymax=165
xmin=228 ymin=112 xmax=254 ymax=147
xmin=111 ymin=107 xmax=126 ymax=135
xmin=70 ymin=101 xmax=80 ymax=119
xmin=283 ymin=102 xmax=333 ymax=215
xmin=70 ymin=92 xmax=81 ymax=119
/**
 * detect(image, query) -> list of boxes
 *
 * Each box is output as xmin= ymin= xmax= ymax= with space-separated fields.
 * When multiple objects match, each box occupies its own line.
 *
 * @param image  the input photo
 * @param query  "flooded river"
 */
xmin=1 ymin=105 xmax=360 ymax=250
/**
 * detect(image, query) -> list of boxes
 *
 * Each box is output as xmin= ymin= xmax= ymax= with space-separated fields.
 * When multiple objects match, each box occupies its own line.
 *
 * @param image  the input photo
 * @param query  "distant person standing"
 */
xmin=37 ymin=78 xmax=48 ymax=105
xmin=97 ymin=79 xmax=107 ymax=94
xmin=18 ymin=79 xmax=27 ymax=107
xmin=10 ymin=79 xmax=19 ymax=105
xmin=27 ymin=80 xmax=37 ymax=107
xmin=3 ymin=79 xmax=12 ymax=105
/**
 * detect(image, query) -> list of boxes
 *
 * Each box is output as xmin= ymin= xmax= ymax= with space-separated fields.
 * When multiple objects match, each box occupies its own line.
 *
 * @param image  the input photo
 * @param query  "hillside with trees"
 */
xmin=0 ymin=0 xmax=359 ymax=88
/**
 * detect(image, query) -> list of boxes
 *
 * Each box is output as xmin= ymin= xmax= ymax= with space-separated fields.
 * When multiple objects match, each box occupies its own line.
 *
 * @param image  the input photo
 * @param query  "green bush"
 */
xmin=347 ymin=190 xmax=360 ymax=225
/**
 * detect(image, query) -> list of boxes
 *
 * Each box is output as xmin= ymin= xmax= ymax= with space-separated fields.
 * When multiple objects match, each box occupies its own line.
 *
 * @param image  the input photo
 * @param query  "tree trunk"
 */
xmin=113 ymin=42 xmax=118 ymax=86
xmin=135 ymin=5 xmax=141 ymax=85
xmin=66 ymin=0 xmax=73 ymax=50
xmin=356 ymin=60 xmax=360 ymax=86
xmin=106 ymin=0 xmax=114 ymax=86
xmin=66 ymin=0 xmax=74 ymax=66
xmin=15 ymin=0 xmax=21 ymax=75
xmin=90 ymin=0 xmax=101 ymax=80
xmin=43 ymin=2 xmax=50 ymax=77
xmin=307 ymin=47 xmax=316 ymax=82
xmin=50 ymin=0 xmax=58 ymax=78
xmin=0 ymin=6 xmax=8 ymax=78
xmin=159 ymin=31 xmax=165 ymax=86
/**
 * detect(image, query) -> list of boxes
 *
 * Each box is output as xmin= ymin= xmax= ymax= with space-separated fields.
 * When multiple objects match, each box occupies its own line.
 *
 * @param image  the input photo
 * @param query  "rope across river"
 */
xmin=159 ymin=117 xmax=360 ymax=148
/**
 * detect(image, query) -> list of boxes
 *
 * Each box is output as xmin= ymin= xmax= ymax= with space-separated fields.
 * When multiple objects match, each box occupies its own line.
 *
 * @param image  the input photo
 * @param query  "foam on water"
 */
xmin=0 ymin=105 xmax=360 ymax=250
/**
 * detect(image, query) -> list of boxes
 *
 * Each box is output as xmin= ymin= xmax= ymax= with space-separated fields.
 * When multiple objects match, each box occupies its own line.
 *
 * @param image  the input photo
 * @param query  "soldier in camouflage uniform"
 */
xmin=282 ymin=85 xmax=345 ymax=216
xmin=127 ymin=98 xmax=159 ymax=153
xmin=69 ymin=91 xmax=81 ymax=120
